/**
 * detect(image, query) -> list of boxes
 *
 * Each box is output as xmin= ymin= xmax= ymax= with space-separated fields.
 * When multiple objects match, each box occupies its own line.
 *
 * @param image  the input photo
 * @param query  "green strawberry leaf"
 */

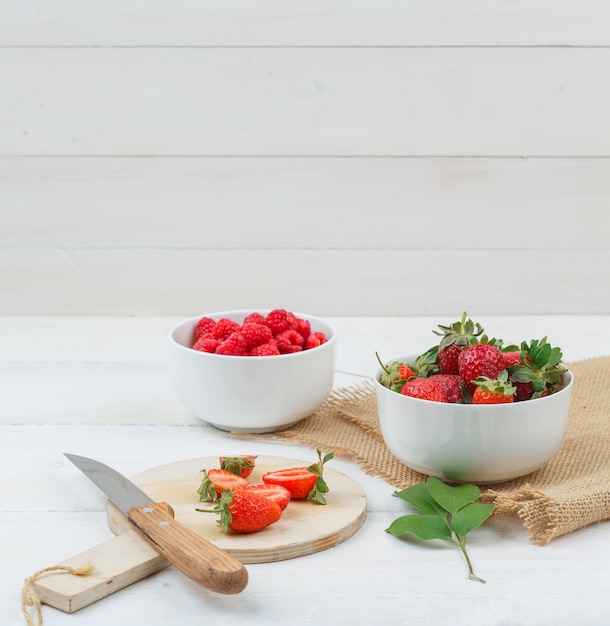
xmin=451 ymin=502 xmax=496 ymax=536
xmin=393 ymin=483 xmax=447 ymax=516
xmin=386 ymin=514 xmax=453 ymax=542
xmin=426 ymin=476 xmax=480 ymax=513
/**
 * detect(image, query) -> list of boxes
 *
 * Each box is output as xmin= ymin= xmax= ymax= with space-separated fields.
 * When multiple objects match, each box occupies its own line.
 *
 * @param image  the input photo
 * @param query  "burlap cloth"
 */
xmin=233 ymin=356 xmax=610 ymax=545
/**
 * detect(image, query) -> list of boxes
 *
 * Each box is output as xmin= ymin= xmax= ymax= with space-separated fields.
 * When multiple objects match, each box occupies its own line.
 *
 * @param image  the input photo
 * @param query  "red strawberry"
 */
xmin=197 ymin=468 xmax=249 ymax=502
xmin=262 ymin=467 xmax=317 ymax=500
xmin=458 ymin=343 xmax=506 ymax=395
xmin=305 ymin=331 xmax=327 ymax=350
xmin=428 ymin=373 xmax=462 ymax=403
xmin=245 ymin=483 xmax=291 ymax=511
xmin=433 ymin=312 xmax=484 ymax=375
xmin=502 ymin=350 xmax=522 ymax=367
xmin=437 ymin=343 xmax=464 ymax=375
xmin=472 ymin=371 xmax=516 ymax=404
xmin=199 ymin=488 xmax=283 ymax=533
xmin=219 ymin=454 xmax=257 ymax=479
xmin=400 ymin=377 xmax=448 ymax=402
xmin=507 ymin=338 xmax=566 ymax=401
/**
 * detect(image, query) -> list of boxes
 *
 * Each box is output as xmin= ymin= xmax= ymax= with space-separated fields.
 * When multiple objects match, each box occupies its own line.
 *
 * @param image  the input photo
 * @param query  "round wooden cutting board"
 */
xmin=106 ymin=455 xmax=367 ymax=564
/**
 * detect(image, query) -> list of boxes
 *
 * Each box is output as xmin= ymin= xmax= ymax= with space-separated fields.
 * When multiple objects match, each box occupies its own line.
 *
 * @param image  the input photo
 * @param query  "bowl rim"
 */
xmin=169 ymin=309 xmax=337 ymax=360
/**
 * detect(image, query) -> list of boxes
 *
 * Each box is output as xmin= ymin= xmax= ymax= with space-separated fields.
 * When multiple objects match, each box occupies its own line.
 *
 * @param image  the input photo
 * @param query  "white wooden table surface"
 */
xmin=3 ymin=315 xmax=610 ymax=626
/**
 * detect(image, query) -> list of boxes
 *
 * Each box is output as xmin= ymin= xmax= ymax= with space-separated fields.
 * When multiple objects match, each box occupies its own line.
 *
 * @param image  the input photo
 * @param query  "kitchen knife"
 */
xmin=64 ymin=453 xmax=248 ymax=595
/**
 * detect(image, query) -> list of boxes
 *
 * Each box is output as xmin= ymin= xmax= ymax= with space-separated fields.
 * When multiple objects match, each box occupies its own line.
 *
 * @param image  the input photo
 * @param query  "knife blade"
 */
xmin=64 ymin=453 xmax=248 ymax=595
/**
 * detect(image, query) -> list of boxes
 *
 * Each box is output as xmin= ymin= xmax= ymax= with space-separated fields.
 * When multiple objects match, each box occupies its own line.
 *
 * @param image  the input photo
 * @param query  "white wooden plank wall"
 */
xmin=2 ymin=1 xmax=610 ymax=316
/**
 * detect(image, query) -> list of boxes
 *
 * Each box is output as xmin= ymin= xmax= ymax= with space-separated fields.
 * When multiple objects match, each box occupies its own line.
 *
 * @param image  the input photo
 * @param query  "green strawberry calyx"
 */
xmin=508 ymin=337 xmax=567 ymax=397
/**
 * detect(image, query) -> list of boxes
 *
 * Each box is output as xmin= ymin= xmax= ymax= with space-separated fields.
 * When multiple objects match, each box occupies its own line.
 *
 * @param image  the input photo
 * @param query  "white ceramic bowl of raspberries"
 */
xmin=374 ymin=314 xmax=574 ymax=484
xmin=169 ymin=309 xmax=337 ymax=433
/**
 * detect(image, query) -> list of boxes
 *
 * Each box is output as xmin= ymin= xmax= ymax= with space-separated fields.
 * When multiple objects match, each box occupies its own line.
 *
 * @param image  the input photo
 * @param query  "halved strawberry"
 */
xmin=262 ymin=450 xmax=334 ymax=504
xmin=245 ymin=483 xmax=291 ymax=510
xmin=198 ymin=488 xmax=283 ymax=534
xmin=197 ymin=468 xmax=249 ymax=502
xmin=262 ymin=467 xmax=317 ymax=500
xmin=219 ymin=454 xmax=257 ymax=478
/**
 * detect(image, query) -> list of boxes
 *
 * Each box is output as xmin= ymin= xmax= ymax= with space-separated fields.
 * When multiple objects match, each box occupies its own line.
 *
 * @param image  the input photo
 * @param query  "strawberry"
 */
xmin=219 ymin=454 xmax=257 ymax=479
xmin=507 ymin=337 xmax=566 ymax=401
xmin=502 ymin=350 xmax=523 ymax=368
xmin=263 ymin=449 xmax=334 ymax=504
xmin=245 ymin=483 xmax=291 ymax=511
xmin=197 ymin=468 xmax=249 ymax=502
xmin=433 ymin=312 xmax=484 ymax=375
xmin=457 ymin=343 xmax=506 ymax=395
xmin=262 ymin=467 xmax=317 ymax=500
xmin=400 ymin=377 xmax=448 ymax=402
xmin=376 ymin=352 xmax=415 ymax=392
xmin=472 ymin=371 xmax=516 ymax=404
xmin=428 ymin=373 xmax=463 ymax=403
xmin=199 ymin=488 xmax=283 ymax=533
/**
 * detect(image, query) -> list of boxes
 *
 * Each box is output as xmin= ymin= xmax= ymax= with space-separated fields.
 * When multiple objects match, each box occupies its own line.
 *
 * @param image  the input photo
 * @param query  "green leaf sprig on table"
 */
xmin=386 ymin=476 xmax=495 ymax=583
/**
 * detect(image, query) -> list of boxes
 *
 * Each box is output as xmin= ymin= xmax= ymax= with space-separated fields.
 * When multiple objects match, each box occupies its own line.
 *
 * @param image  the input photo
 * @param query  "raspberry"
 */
xmin=305 ymin=331 xmax=327 ymax=350
xmin=194 ymin=316 xmax=216 ymax=341
xmin=240 ymin=323 xmax=273 ymax=350
xmin=192 ymin=335 xmax=219 ymax=353
xmin=276 ymin=329 xmax=304 ymax=354
xmin=216 ymin=332 xmax=247 ymax=355
xmin=243 ymin=312 xmax=266 ymax=325
xmin=250 ymin=339 xmax=281 ymax=356
xmin=293 ymin=317 xmax=311 ymax=341
xmin=264 ymin=309 xmax=296 ymax=336
xmin=213 ymin=318 xmax=241 ymax=341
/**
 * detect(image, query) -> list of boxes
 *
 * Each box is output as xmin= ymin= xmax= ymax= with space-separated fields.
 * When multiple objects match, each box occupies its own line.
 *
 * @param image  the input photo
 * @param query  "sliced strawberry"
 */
xmin=245 ymin=483 xmax=291 ymax=510
xmin=262 ymin=467 xmax=318 ymax=500
xmin=198 ymin=488 xmax=283 ymax=533
xmin=197 ymin=468 xmax=249 ymax=502
xmin=219 ymin=454 xmax=257 ymax=479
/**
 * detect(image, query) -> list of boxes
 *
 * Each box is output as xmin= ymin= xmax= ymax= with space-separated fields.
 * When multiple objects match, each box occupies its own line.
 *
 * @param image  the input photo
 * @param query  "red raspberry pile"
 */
xmin=191 ymin=309 xmax=329 ymax=356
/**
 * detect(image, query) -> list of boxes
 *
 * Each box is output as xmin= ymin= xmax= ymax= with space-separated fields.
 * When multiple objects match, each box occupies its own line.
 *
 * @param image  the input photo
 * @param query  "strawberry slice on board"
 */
xmin=219 ymin=454 xmax=257 ymax=478
xmin=198 ymin=488 xmax=283 ymax=534
xmin=262 ymin=467 xmax=317 ymax=500
xmin=197 ymin=468 xmax=249 ymax=502
xmin=244 ymin=483 xmax=291 ymax=510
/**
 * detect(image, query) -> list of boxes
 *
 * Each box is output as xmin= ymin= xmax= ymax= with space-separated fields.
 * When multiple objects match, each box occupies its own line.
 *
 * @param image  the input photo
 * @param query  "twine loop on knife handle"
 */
xmin=22 ymin=563 xmax=95 ymax=626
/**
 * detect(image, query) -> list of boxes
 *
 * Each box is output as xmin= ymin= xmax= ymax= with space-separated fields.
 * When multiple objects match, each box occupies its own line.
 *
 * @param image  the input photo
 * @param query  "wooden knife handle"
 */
xmin=128 ymin=501 xmax=248 ymax=594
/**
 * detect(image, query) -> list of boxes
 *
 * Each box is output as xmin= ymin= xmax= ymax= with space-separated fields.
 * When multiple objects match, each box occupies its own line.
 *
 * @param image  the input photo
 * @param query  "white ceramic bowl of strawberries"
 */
xmin=374 ymin=316 xmax=574 ymax=484
xmin=169 ymin=309 xmax=337 ymax=433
